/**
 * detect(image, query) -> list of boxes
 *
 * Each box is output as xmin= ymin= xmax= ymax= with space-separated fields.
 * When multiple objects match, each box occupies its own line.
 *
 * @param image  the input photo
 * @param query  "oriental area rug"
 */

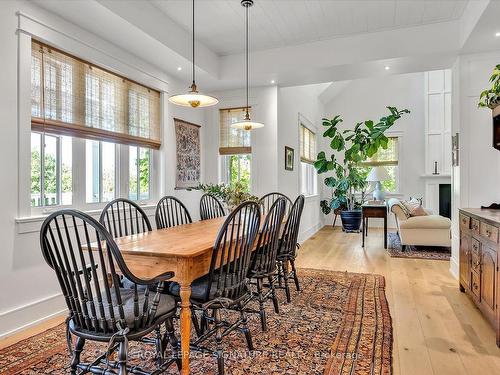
xmin=0 ymin=269 xmax=392 ymax=375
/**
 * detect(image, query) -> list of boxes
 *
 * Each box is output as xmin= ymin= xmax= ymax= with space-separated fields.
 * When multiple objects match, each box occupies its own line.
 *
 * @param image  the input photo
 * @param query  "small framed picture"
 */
xmin=285 ymin=146 xmax=294 ymax=171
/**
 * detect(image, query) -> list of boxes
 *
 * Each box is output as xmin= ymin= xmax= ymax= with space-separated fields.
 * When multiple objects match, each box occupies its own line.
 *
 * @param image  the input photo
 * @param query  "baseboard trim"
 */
xmin=299 ymin=222 xmax=323 ymax=243
xmin=0 ymin=293 xmax=67 ymax=340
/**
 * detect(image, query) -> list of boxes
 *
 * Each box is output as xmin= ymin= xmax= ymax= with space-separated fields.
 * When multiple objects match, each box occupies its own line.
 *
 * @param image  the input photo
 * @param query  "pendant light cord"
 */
xmin=192 ymin=0 xmax=195 ymax=87
xmin=245 ymin=3 xmax=249 ymax=117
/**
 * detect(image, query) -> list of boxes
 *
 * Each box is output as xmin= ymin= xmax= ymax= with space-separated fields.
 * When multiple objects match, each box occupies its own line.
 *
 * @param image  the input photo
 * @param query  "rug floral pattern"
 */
xmin=0 ymin=269 xmax=392 ymax=375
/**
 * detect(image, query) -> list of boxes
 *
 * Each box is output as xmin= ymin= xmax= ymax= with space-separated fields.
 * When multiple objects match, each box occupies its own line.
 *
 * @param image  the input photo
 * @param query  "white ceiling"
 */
xmin=152 ymin=0 xmax=469 ymax=56
xmin=31 ymin=0 xmax=496 ymax=91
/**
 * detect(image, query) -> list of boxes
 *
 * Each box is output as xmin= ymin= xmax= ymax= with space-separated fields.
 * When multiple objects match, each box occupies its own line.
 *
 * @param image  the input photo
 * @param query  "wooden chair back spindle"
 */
xmin=278 ymin=195 xmax=305 ymax=259
xmin=99 ymin=198 xmax=152 ymax=239
xmin=204 ymin=201 xmax=261 ymax=302
xmin=250 ymin=197 xmax=287 ymax=277
xmin=200 ymin=193 xmax=226 ymax=220
xmin=155 ymin=196 xmax=193 ymax=229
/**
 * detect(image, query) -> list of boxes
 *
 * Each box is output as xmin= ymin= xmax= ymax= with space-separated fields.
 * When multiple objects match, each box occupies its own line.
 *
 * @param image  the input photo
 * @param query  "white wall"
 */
xmin=451 ymin=51 xmax=500 ymax=277
xmin=0 ymin=0 xmax=209 ymax=338
xmin=205 ymin=86 xmax=279 ymax=197
xmin=203 ymin=83 xmax=326 ymax=242
xmin=278 ymin=84 xmax=328 ymax=240
xmin=322 ymin=72 xmax=426 ymax=227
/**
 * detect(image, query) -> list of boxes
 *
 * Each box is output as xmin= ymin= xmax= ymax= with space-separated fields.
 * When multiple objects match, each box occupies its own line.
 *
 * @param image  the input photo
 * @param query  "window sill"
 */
xmin=16 ymin=204 xmax=157 ymax=234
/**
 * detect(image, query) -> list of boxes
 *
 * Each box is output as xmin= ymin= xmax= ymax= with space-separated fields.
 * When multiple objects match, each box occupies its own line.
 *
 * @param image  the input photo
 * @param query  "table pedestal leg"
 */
xmin=179 ymin=284 xmax=192 ymax=375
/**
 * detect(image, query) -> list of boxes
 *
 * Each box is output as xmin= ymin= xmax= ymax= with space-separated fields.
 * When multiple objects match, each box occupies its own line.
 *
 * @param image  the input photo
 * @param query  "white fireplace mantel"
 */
xmin=421 ymin=174 xmax=451 ymax=214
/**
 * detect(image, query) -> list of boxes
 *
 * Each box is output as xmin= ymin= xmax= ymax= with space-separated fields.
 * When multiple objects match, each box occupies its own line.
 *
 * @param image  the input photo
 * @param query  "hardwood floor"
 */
xmin=296 ymin=226 xmax=500 ymax=375
xmin=2 ymin=225 xmax=499 ymax=375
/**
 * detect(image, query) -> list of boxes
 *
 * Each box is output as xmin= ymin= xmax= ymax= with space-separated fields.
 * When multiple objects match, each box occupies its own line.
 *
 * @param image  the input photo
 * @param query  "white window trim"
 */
xmin=18 ymin=31 xmax=160 ymax=219
xmin=298 ymin=113 xmax=318 ymax=198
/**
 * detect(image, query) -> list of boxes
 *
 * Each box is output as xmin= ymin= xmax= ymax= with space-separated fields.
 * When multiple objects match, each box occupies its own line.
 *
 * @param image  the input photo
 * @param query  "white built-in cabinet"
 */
xmin=424 ymin=70 xmax=452 ymax=176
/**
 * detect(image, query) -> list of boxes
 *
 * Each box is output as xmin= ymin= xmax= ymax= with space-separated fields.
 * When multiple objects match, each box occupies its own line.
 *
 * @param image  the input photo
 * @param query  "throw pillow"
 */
xmin=402 ymin=200 xmax=428 ymax=217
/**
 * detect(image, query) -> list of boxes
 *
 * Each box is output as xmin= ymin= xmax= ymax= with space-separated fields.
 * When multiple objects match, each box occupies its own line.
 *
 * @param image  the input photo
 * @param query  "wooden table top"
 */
xmin=110 ymin=216 xmax=226 ymax=259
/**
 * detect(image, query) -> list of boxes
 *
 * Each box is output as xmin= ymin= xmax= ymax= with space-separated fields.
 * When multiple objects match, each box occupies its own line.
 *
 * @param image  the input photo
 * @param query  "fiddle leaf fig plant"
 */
xmin=314 ymin=106 xmax=410 ymax=214
xmin=478 ymin=64 xmax=500 ymax=109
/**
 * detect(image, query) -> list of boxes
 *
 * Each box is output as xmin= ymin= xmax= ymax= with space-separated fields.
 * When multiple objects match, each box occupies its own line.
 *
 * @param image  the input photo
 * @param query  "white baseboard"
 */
xmin=449 ymin=255 xmax=459 ymax=280
xmin=0 ymin=293 xmax=67 ymax=340
xmin=299 ymin=222 xmax=323 ymax=243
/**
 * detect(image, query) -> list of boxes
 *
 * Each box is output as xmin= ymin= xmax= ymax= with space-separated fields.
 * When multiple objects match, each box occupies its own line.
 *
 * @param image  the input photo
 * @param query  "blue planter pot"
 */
xmin=340 ymin=210 xmax=362 ymax=232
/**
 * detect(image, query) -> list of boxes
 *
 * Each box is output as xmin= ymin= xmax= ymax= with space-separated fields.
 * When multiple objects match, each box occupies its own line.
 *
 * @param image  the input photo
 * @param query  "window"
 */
xmin=221 ymin=154 xmax=252 ymax=191
xmin=358 ymin=136 xmax=399 ymax=193
xmin=219 ymin=107 xmax=252 ymax=192
xmin=85 ymin=140 xmax=116 ymax=203
xmin=299 ymin=122 xmax=317 ymax=196
xmin=28 ymin=39 xmax=158 ymax=212
xmin=129 ymin=146 xmax=151 ymax=201
xmin=31 ymin=133 xmax=72 ymax=207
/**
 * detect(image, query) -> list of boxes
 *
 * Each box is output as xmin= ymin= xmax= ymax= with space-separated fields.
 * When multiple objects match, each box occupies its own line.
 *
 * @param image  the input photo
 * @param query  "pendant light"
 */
xmin=169 ymin=0 xmax=218 ymax=108
xmin=231 ymin=0 xmax=264 ymax=130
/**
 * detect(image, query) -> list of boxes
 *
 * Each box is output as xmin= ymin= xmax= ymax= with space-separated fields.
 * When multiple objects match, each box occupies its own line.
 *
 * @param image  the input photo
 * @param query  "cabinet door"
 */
xmin=481 ymin=244 xmax=497 ymax=316
xmin=459 ymin=233 xmax=471 ymax=289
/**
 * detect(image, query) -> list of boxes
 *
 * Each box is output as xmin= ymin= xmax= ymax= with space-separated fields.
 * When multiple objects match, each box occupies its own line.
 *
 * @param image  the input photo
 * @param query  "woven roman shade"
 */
xmin=31 ymin=40 xmax=161 ymax=149
xmin=219 ymin=107 xmax=252 ymax=155
xmin=360 ymin=137 xmax=399 ymax=166
xmin=300 ymin=123 xmax=316 ymax=164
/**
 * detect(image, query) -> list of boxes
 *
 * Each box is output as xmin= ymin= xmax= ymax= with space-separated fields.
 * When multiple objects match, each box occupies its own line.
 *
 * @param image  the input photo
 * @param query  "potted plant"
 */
xmin=478 ymin=64 xmax=500 ymax=109
xmin=188 ymin=182 xmax=258 ymax=212
xmin=314 ymin=106 xmax=410 ymax=232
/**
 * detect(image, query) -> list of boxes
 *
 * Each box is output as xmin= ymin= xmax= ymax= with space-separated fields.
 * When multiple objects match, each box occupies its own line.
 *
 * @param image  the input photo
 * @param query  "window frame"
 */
xmin=298 ymin=114 xmax=318 ymax=198
xmin=20 ymin=34 xmax=161 ymax=218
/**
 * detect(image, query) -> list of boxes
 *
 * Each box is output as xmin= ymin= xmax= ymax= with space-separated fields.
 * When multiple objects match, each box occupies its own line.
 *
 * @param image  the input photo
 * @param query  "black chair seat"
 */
xmin=88 ymin=287 xmax=177 ymax=330
xmin=169 ymin=274 xmax=243 ymax=303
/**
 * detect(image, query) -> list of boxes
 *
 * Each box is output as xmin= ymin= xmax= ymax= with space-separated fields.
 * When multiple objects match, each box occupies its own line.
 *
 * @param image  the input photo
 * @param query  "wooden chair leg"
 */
xmin=283 ymin=261 xmax=291 ymax=303
xmin=214 ymin=309 xmax=225 ymax=375
xmin=239 ymin=303 xmax=254 ymax=351
xmin=191 ymin=308 xmax=202 ymax=337
xmin=165 ymin=318 xmax=182 ymax=371
xmin=268 ymin=276 xmax=280 ymax=314
xmin=70 ymin=337 xmax=85 ymax=375
xmin=118 ymin=340 xmax=128 ymax=375
xmin=290 ymin=259 xmax=300 ymax=292
xmin=256 ymin=278 xmax=267 ymax=331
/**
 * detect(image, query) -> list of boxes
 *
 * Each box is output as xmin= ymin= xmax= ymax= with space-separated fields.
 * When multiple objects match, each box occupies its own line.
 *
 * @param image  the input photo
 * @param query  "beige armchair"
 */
xmin=388 ymin=198 xmax=451 ymax=248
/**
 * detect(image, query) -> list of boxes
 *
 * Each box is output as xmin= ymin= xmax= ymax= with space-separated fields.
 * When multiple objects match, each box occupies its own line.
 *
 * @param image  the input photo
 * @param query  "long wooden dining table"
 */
xmin=103 ymin=216 xmax=231 ymax=375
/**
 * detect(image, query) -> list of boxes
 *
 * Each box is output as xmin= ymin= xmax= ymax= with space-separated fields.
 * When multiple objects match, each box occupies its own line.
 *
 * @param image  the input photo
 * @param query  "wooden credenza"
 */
xmin=459 ymin=208 xmax=500 ymax=347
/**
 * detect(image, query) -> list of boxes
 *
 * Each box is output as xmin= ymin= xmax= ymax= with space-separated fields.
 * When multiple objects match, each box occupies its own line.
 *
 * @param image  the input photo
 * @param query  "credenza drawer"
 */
xmin=471 ymin=249 xmax=481 ymax=273
xmin=471 ymin=238 xmax=480 ymax=254
xmin=471 ymin=218 xmax=480 ymax=234
xmin=460 ymin=214 xmax=470 ymax=231
xmin=471 ymin=271 xmax=481 ymax=299
xmin=480 ymin=222 xmax=499 ymax=243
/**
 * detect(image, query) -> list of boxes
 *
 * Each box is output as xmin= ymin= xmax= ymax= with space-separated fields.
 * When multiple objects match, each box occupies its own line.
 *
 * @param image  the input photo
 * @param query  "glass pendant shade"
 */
xmin=169 ymin=83 xmax=218 ymax=108
xmin=231 ymin=111 xmax=264 ymax=130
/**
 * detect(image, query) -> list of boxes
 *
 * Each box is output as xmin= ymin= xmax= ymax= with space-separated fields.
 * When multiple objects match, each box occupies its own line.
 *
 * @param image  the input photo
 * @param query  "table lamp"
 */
xmin=366 ymin=166 xmax=390 ymax=201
